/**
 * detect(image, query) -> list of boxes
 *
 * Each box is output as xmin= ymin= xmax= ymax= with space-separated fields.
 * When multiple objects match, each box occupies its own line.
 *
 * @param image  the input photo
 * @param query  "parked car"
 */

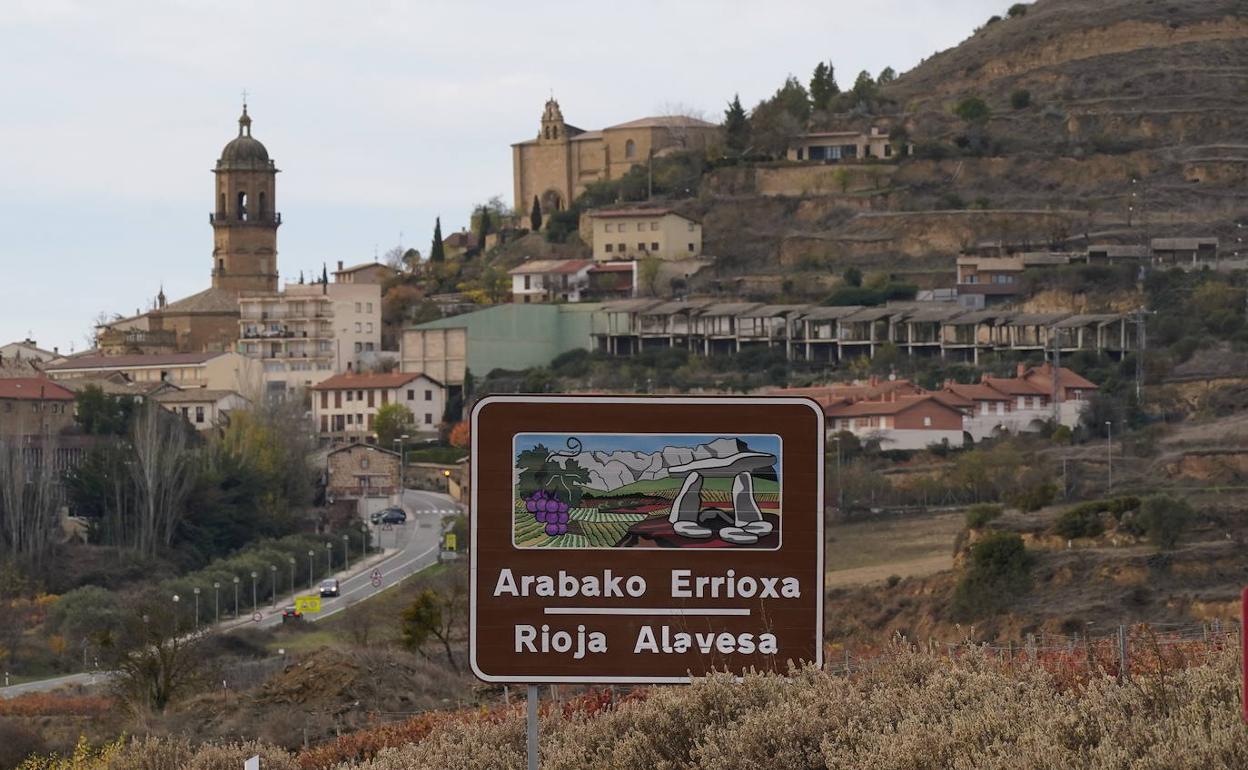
xmin=379 ymin=508 xmax=408 ymax=525
xmin=370 ymin=507 xmax=407 ymax=525
xmin=319 ymin=578 xmax=340 ymax=597
xmin=280 ymin=605 xmax=303 ymax=623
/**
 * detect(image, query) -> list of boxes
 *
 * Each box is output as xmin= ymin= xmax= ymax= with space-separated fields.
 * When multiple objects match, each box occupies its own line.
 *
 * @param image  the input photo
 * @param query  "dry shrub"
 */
xmin=0 ymin=721 xmax=46 ymax=769
xmin=343 ymin=646 xmax=1248 ymax=770
xmin=0 ymin=695 xmax=114 ymax=718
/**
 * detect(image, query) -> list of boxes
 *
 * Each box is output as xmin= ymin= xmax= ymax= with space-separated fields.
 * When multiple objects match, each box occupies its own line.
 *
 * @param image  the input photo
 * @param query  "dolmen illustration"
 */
xmin=512 ymin=434 xmax=782 ymax=549
xmin=667 ymin=451 xmax=776 ymax=544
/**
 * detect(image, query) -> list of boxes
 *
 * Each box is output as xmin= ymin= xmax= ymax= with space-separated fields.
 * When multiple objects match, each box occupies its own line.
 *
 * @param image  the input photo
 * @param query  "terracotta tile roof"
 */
xmin=46 ymin=352 xmax=226 ymax=371
xmin=312 ymin=371 xmax=441 ymax=390
xmin=945 ymin=382 xmax=1012 ymax=402
xmin=508 ymin=259 xmax=593 ymax=275
xmin=159 ymin=287 xmax=242 ymax=314
xmin=1024 ymin=363 xmax=1098 ymax=391
xmin=588 ymin=262 xmax=635 ymax=273
xmin=982 ymin=376 xmax=1048 ymax=397
xmin=825 ymin=395 xmax=960 ymax=418
xmin=153 ymin=389 xmax=247 ymax=404
xmin=588 ymin=207 xmax=696 ymax=221
xmin=604 ymin=115 xmax=717 ymax=130
xmin=335 ymin=262 xmax=400 ymax=275
xmin=0 ymin=378 xmax=76 ymax=401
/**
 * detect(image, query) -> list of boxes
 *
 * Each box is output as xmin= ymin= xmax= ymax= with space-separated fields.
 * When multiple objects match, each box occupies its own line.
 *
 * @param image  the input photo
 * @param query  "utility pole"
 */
xmin=1105 ymin=421 xmax=1113 ymax=493
xmin=1051 ymin=325 xmax=1061 ymax=424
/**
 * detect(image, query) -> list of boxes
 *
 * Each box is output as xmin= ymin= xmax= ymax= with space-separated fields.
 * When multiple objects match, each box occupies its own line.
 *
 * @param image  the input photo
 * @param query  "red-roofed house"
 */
xmin=824 ymin=395 xmax=965 ymax=450
xmin=311 ymin=371 xmax=445 ymax=442
xmin=0 ymin=378 xmax=77 ymax=436
xmin=508 ymin=259 xmax=595 ymax=303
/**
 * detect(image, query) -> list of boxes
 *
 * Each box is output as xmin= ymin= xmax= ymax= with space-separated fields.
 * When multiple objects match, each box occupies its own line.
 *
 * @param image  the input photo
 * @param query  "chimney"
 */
xmin=53 ymin=347 xmax=58 ymax=355
xmin=1016 ymin=363 xmax=1026 ymax=378
xmin=337 ymin=260 xmax=344 ymax=271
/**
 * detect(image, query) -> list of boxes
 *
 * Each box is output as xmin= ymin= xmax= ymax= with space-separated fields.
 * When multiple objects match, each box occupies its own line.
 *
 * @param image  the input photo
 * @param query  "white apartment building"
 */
xmin=237 ymin=281 xmax=382 ymax=395
xmin=311 ymin=371 xmax=445 ymax=442
xmin=508 ymin=259 xmax=593 ymax=303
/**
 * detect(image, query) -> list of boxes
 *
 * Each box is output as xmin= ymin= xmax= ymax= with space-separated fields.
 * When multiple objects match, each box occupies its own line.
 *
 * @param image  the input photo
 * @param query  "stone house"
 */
xmin=326 ymin=443 xmax=401 ymax=499
xmin=586 ymin=208 xmax=702 ymax=261
xmin=311 ymin=371 xmax=445 ymax=443
xmin=45 ymin=351 xmax=262 ymax=394
xmin=153 ymin=389 xmax=250 ymax=433
xmin=786 ymin=126 xmax=909 ymax=162
xmin=0 ymin=378 xmax=77 ymax=437
xmin=332 ymin=260 xmax=400 ymax=285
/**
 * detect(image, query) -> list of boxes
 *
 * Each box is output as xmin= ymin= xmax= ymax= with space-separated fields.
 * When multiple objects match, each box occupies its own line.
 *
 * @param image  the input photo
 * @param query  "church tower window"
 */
xmin=625 ymin=139 xmax=636 ymax=159
xmin=237 ymin=191 xmax=248 ymax=221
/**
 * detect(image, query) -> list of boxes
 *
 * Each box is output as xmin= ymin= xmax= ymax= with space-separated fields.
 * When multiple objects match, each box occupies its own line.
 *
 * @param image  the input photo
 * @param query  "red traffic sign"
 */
xmin=252 ymin=611 xmax=263 ymax=623
xmin=371 ymin=576 xmax=383 ymax=588
xmin=371 ymin=568 xmax=382 ymax=580
xmin=470 ymin=395 xmax=824 ymax=684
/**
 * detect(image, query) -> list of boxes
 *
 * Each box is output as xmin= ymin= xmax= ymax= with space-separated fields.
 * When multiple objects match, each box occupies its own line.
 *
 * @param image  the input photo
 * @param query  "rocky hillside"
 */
xmin=681 ymin=0 xmax=1248 ymax=297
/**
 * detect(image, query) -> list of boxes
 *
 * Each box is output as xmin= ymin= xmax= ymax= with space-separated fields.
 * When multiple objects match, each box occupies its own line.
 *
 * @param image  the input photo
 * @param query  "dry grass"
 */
xmin=825 ymin=512 xmax=962 ymax=586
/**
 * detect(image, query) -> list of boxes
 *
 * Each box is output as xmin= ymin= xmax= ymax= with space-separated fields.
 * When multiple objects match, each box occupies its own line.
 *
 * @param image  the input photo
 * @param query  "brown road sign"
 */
xmin=470 ymin=395 xmax=824 ymax=684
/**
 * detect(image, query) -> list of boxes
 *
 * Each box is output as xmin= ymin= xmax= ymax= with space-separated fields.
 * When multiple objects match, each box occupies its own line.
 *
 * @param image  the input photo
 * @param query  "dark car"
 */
xmin=370 ymin=507 xmax=407 ymax=525
xmin=280 ymin=605 xmax=303 ymax=623
xmin=379 ymin=508 xmax=407 ymax=525
xmin=319 ymin=578 xmax=340 ymax=597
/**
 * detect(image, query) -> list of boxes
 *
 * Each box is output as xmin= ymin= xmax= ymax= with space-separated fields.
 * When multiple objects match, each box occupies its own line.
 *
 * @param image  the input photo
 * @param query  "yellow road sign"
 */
xmin=295 ymin=595 xmax=322 ymax=613
xmin=444 ymin=533 xmax=457 ymax=551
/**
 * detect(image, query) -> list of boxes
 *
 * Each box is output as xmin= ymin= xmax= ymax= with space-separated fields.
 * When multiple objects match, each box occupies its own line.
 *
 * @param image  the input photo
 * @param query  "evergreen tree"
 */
xmin=475 ymin=205 xmax=491 ymax=255
xmin=723 ymin=94 xmax=749 ymax=155
xmin=430 ymin=217 xmax=445 ymax=263
xmin=321 ymin=263 xmax=328 ymax=284
xmin=809 ymin=61 xmax=839 ymax=112
xmin=877 ymin=66 xmax=897 ymax=85
xmin=851 ymin=70 xmax=877 ymax=108
xmin=530 ymin=196 xmax=543 ymax=231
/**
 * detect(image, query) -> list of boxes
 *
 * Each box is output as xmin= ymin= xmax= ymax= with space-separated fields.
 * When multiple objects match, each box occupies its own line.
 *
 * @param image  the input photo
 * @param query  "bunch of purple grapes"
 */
xmin=526 ymin=488 xmax=570 ymax=536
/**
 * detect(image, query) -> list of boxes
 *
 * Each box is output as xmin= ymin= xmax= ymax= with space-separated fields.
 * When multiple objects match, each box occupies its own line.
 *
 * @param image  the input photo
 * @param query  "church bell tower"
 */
xmin=210 ymin=103 xmax=280 ymax=292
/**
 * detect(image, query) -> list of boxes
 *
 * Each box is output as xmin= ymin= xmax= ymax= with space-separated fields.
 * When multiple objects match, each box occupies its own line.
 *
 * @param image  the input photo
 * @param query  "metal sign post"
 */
xmin=526 ymin=684 xmax=539 ymax=770
xmin=1242 ymin=586 xmax=1247 ymax=724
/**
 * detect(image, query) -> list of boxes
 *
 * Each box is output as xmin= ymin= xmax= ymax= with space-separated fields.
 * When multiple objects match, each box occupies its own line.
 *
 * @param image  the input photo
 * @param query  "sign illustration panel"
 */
xmin=471 ymin=396 xmax=824 ymax=684
xmin=512 ymin=433 xmax=782 ymax=549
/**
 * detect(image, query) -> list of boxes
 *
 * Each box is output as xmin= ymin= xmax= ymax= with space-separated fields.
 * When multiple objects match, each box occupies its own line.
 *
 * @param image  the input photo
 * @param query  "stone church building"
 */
xmin=99 ymin=105 xmax=282 ymax=354
xmin=511 ymin=99 xmax=719 ymax=220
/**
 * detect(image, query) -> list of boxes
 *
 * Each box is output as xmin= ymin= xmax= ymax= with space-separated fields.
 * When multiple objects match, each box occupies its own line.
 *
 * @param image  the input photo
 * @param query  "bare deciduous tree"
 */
xmin=129 ymin=406 xmax=196 ymax=557
xmin=0 ymin=435 xmax=61 ymax=568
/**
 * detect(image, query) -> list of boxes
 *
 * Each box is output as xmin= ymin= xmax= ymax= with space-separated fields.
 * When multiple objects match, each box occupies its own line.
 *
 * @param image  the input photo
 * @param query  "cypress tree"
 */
xmin=810 ymin=61 xmax=839 ymax=112
xmin=530 ymin=196 xmax=543 ymax=231
xmin=723 ymin=94 xmax=749 ymax=155
xmin=430 ymin=217 xmax=445 ymax=263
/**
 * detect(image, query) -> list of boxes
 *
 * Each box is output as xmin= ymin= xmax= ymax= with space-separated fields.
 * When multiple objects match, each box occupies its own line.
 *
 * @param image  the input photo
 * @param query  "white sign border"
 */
xmin=469 ymin=394 xmax=825 ymax=684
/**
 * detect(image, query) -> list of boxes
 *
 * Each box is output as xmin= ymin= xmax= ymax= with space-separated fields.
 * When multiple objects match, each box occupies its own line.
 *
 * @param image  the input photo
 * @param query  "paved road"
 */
xmin=0 ymin=489 xmax=462 ymax=698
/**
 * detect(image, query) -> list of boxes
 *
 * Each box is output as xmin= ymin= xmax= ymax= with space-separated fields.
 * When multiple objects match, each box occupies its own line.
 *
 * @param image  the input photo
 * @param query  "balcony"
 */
xmin=209 ymin=212 xmax=282 ymax=226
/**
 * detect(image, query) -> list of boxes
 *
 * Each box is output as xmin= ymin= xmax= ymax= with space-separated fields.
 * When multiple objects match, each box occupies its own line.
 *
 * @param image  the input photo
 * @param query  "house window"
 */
xmin=638 ymin=243 xmax=645 ymax=251
xmin=355 ymin=322 xmax=362 ymax=332
xmin=650 ymin=222 xmax=659 ymax=231
xmin=923 ymin=416 xmax=932 ymax=427
xmin=605 ymin=244 xmax=613 ymax=253
xmin=625 ymin=139 xmax=636 ymax=159
xmin=366 ymin=322 xmax=373 ymax=333
xmin=346 ymin=414 xmax=354 ymax=425
xmin=425 ymin=389 xmax=433 ymax=401
xmin=354 ymin=342 xmax=362 ymax=353
xmin=367 ymin=390 xmax=375 ymax=407
xmin=366 ymin=302 xmax=373 ymax=313
xmin=365 ymin=342 xmax=374 ymax=351
xmin=361 ymin=457 xmax=369 ymax=469
xmin=320 ymin=415 xmax=328 ymax=432
xmin=618 ymin=243 xmax=625 ymax=252
xmin=650 ymin=242 xmax=659 ymax=251
xmin=334 ymin=391 xmax=342 ymax=408
xmin=355 ymin=302 xmax=362 ymax=313
xmin=195 ymin=406 xmax=205 ymax=424
xmin=346 ymin=390 xmax=353 ymax=402
xmin=524 ymin=275 xmax=531 ymax=290
xmin=605 ymin=223 xmax=614 ymax=232
xmin=424 ymin=413 xmax=433 ymax=424
xmin=688 ymin=243 xmax=695 ymax=252
xmin=357 ymin=390 xmax=364 ymax=401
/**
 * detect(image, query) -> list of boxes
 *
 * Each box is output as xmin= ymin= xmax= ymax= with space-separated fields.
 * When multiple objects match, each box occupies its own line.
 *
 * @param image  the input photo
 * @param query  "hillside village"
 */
xmin=1 ymin=0 xmax=1248 ymax=766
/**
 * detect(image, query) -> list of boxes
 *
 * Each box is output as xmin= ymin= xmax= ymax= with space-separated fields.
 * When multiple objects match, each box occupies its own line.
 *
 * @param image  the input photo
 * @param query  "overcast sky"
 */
xmin=0 ymin=0 xmax=1001 ymax=352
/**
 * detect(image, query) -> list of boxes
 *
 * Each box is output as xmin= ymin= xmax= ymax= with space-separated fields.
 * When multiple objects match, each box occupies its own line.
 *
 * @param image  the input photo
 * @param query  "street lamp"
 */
xmin=288 ymin=557 xmax=296 ymax=600
xmin=269 ymin=565 xmax=278 ymax=608
xmin=171 ymin=594 xmax=180 ymax=635
xmin=1108 ymin=419 xmax=1118 ymax=491
xmin=192 ymin=587 xmax=201 ymax=631
xmin=250 ymin=571 xmax=259 ymax=612
xmin=342 ymin=534 xmax=351 ymax=571
xmin=307 ymin=550 xmax=315 ymax=590
xmin=325 ymin=542 xmax=334 ymax=574
xmin=394 ymin=433 xmax=411 ymax=494
xmin=831 ymin=435 xmax=843 ymax=513
xmin=232 ymin=576 xmax=240 ymax=618
xmin=213 ymin=582 xmax=220 ymax=625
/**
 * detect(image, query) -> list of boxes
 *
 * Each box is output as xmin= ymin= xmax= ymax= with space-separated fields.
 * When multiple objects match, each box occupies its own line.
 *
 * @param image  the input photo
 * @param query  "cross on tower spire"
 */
xmin=238 ymin=90 xmax=252 ymax=136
